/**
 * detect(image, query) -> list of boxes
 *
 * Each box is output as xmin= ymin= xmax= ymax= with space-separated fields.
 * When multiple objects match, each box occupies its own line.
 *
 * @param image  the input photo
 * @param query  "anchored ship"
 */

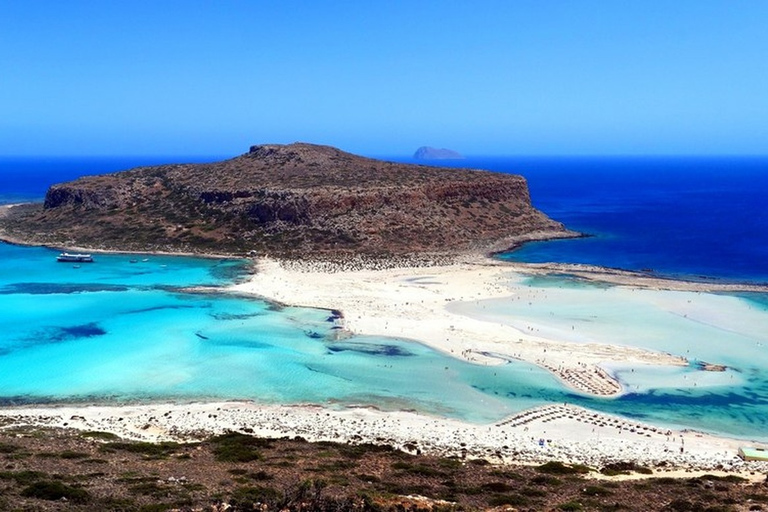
xmin=56 ymin=253 xmax=94 ymax=263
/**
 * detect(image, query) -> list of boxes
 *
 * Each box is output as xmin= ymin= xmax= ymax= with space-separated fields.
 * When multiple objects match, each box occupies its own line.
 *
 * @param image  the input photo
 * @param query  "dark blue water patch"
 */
xmin=49 ymin=322 xmax=107 ymax=342
xmin=0 ymin=282 xmax=130 ymax=295
xmin=327 ymin=342 xmax=414 ymax=357
xmin=0 ymin=322 xmax=109 ymax=356
xmin=304 ymin=330 xmax=325 ymax=339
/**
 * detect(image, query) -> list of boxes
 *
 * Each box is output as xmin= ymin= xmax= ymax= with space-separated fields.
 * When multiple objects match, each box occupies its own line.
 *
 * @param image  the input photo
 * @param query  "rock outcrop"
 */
xmin=2 ymin=143 xmax=568 ymax=257
xmin=413 ymin=146 xmax=464 ymax=160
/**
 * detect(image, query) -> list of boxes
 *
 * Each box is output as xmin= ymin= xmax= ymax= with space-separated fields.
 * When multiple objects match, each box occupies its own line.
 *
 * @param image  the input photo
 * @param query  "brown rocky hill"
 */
xmin=1 ymin=143 xmax=568 ymax=257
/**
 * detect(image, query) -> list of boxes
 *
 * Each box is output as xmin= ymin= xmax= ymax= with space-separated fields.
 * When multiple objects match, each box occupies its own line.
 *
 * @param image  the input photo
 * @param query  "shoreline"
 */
xmin=1 ymin=400 xmax=765 ymax=476
xmin=1 ymin=201 xmax=766 ymax=291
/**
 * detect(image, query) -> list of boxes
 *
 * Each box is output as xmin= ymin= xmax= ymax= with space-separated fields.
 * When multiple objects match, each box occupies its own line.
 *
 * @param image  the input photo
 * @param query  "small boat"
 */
xmin=56 ymin=253 xmax=94 ymax=263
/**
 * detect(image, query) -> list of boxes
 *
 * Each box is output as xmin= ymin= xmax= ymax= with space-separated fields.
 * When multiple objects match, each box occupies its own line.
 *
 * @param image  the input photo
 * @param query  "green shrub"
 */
xmin=21 ymin=480 xmax=90 ymax=503
xmin=482 ymin=481 xmax=514 ymax=493
xmin=700 ymin=474 xmax=748 ymax=483
xmin=490 ymin=469 xmax=525 ymax=480
xmin=0 ymin=470 xmax=46 ymax=485
xmin=60 ymin=450 xmax=89 ymax=459
xmin=537 ymin=461 xmax=591 ymax=475
xmin=582 ymin=485 xmax=613 ymax=496
xmin=129 ymin=481 xmax=170 ymax=498
xmin=530 ymin=474 xmax=562 ymax=486
xmin=210 ymin=432 xmax=265 ymax=462
xmin=601 ymin=461 xmax=652 ymax=475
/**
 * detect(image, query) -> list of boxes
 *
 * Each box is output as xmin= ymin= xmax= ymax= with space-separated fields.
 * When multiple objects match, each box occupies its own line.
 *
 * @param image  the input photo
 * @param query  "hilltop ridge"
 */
xmin=0 ymin=143 xmax=568 ymax=257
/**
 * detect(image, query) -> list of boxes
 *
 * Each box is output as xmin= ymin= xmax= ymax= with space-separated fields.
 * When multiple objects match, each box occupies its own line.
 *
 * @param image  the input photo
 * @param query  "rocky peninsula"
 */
xmin=0 ymin=143 xmax=569 ymax=257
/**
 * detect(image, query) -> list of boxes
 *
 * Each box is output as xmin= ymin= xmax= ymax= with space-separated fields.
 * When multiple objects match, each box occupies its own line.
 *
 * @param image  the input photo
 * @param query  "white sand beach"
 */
xmin=0 ymin=400 xmax=762 ymax=477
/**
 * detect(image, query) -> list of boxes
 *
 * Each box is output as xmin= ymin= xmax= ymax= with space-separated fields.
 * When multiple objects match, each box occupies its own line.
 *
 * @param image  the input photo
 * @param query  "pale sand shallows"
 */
xmin=231 ymin=256 xmax=689 ymax=397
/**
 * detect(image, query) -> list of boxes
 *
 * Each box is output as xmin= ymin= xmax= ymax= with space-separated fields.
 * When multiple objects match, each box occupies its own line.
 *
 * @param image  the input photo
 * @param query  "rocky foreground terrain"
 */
xmin=0 ymin=143 xmax=567 ymax=257
xmin=2 ymin=424 xmax=767 ymax=512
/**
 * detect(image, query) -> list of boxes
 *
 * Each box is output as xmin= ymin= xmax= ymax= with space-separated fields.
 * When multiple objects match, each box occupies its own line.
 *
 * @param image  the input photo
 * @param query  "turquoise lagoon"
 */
xmin=2 ymin=241 xmax=768 ymax=441
xmin=0 ymin=242 xmax=563 ymax=423
xmin=451 ymin=275 xmax=768 ymax=440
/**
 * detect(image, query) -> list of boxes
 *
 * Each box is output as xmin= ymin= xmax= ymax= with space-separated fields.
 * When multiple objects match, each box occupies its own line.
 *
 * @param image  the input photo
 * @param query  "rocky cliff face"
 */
xmin=3 ymin=143 xmax=568 ymax=257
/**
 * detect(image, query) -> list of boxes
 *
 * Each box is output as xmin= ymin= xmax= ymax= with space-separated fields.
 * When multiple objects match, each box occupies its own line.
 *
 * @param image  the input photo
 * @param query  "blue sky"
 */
xmin=1 ymin=1 xmax=767 ymax=156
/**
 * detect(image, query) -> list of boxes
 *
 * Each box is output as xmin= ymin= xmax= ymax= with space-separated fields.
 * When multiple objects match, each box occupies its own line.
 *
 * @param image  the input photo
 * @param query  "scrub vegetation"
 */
xmin=0 ymin=425 xmax=764 ymax=511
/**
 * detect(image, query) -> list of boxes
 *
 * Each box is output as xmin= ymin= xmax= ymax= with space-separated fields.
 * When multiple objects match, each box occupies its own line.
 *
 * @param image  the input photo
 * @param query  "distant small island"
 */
xmin=413 ymin=146 xmax=464 ymax=160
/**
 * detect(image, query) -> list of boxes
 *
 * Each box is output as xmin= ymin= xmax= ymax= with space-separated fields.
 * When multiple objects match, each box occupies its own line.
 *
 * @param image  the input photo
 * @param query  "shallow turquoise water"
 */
xmin=450 ymin=275 xmax=768 ymax=439
xmin=2 ymin=242 xmax=768 ymax=440
xmin=0 ymin=242 xmax=568 ymax=423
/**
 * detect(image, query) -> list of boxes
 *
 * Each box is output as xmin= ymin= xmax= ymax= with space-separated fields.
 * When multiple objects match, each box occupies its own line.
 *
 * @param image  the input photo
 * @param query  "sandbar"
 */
xmin=231 ymin=256 xmax=698 ymax=397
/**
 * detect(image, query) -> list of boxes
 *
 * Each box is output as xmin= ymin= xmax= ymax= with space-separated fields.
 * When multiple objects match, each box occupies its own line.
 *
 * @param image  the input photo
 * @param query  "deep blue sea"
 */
xmin=1 ymin=155 xmax=767 ymax=440
xmin=394 ymin=156 xmax=768 ymax=284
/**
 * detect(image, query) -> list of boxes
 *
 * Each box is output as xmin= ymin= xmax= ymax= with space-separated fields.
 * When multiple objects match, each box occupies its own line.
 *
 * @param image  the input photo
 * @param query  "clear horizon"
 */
xmin=2 ymin=1 xmax=767 ymax=157
xmin=6 ymin=151 xmax=768 ymax=160
xmin=4 ymin=150 xmax=768 ymax=160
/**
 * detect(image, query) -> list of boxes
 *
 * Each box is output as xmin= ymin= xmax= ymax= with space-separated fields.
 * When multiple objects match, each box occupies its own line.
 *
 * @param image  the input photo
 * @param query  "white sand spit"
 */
xmin=231 ymin=257 xmax=687 ymax=397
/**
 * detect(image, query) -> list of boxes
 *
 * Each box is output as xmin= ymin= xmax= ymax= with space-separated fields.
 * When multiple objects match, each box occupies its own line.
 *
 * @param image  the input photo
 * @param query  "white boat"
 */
xmin=56 ymin=253 xmax=94 ymax=263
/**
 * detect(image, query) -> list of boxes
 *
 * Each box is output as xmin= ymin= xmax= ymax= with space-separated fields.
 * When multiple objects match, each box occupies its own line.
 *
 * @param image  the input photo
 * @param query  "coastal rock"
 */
xmin=2 ymin=142 xmax=567 ymax=257
xmin=413 ymin=146 xmax=464 ymax=160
